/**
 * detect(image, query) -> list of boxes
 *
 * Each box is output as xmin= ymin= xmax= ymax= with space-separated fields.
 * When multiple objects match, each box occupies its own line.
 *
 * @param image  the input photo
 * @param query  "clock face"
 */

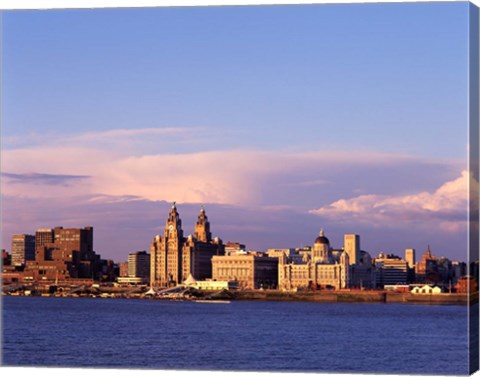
xmin=169 ymin=225 xmax=174 ymax=231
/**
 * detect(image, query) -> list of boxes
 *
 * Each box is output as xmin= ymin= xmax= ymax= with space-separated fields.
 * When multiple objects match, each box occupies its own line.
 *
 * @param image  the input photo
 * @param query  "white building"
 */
xmin=411 ymin=284 xmax=443 ymax=294
xmin=278 ymin=230 xmax=351 ymax=290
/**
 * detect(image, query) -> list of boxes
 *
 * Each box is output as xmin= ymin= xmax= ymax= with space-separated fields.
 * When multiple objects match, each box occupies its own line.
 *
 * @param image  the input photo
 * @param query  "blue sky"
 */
xmin=1 ymin=2 xmax=473 ymax=261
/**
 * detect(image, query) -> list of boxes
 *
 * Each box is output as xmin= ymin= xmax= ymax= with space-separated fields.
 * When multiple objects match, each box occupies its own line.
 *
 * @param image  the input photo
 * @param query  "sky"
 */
xmin=0 ymin=2 xmax=474 ymax=262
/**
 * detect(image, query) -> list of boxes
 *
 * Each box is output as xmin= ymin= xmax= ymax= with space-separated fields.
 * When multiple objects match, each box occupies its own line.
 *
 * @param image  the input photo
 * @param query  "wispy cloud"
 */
xmin=280 ymin=179 xmax=331 ymax=187
xmin=309 ymin=171 xmax=471 ymax=232
xmin=1 ymin=172 xmax=90 ymax=186
xmin=3 ymin=127 xmax=203 ymax=153
xmin=66 ymin=127 xmax=193 ymax=142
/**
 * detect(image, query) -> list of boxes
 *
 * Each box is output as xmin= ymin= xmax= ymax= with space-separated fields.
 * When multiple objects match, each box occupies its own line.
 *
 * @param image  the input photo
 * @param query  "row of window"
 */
xmin=215 ymin=260 xmax=253 ymax=265
xmin=216 ymin=268 xmax=252 ymax=277
xmin=285 ymin=269 xmax=338 ymax=280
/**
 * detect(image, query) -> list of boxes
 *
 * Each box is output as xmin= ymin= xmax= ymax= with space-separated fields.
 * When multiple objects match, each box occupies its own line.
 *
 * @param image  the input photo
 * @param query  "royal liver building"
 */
xmin=150 ymin=203 xmax=224 ymax=287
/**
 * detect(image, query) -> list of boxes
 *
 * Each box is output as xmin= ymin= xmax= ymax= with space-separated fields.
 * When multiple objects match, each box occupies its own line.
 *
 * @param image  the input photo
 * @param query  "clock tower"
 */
xmin=150 ymin=202 xmax=185 ymax=287
xmin=163 ymin=202 xmax=183 ymax=285
xmin=164 ymin=202 xmax=183 ymax=240
xmin=150 ymin=203 xmax=224 ymax=288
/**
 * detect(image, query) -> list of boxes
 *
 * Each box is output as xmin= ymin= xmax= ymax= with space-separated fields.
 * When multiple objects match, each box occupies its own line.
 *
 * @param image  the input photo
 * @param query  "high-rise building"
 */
xmin=25 ymin=226 xmax=101 ymax=281
xmin=343 ymin=234 xmax=375 ymax=288
xmin=151 ymin=203 xmax=184 ymax=286
xmin=150 ymin=203 xmax=224 ymax=287
xmin=344 ymin=234 xmax=360 ymax=265
xmin=35 ymin=228 xmax=54 ymax=255
xmin=11 ymin=234 xmax=35 ymax=266
xmin=415 ymin=246 xmax=438 ymax=283
xmin=405 ymin=248 xmax=416 ymax=268
xmin=374 ymin=253 xmax=409 ymax=287
xmin=128 ymin=251 xmax=150 ymax=279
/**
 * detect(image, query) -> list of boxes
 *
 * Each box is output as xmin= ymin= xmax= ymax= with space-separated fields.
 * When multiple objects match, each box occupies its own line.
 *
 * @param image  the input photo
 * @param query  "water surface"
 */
xmin=2 ymin=296 xmax=470 ymax=374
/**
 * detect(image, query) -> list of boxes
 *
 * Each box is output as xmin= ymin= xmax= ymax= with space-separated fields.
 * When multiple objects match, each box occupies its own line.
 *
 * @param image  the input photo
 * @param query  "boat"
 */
xmin=194 ymin=300 xmax=231 ymax=304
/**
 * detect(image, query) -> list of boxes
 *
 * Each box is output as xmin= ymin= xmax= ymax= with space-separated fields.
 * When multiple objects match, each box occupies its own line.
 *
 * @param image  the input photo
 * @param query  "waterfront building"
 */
xmin=455 ymin=275 xmax=478 ymax=293
xmin=411 ymin=284 xmax=443 ymax=294
xmin=277 ymin=231 xmax=375 ymax=290
xmin=128 ymin=251 xmax=150 ymax=280
xmin=383 ymin=284 xmax=410 ymax=292
xmin=2 ymin=249 xmax=11 ymax=266
xmin=344 ymin=234 xmax=375 ymax=288
xmin=344 ymin=234 xmax=360 ymax=264
xmin=405 ymin=248 xmax=416 ymax=268
xmin=267 ymin=248 xmax=296 ymax=258
xmin=99 ymin=259 xmax=117 ymax=282
xmin=415 ymin=246 xmax=438 ymax=283
xmin=24 ymin=226 xmax=103 ymax=282
xmin=11 ymin=234 xmax=35 ymax=266
xmin=374 ymin=253 xmax=408 ymax=288
xmin=117 ymin=276 xmax=148 ymax=285
xmin=183 ymin=274 xmax=238 ymax=290
xmin=150 ymin=204 xmax=224 ymax=287
xmin=212 ymin=252 xmax=278 ymax=289
xmin=119 ymin=261 xmax=129 ymax=277
xmin=35 ymin=228 xmax=54 ymax=254
xmin=224 ymin=242 xmax=246 ymax=256
xmin=451 ymin=261 xmax=467 ymax=284
xmin=278 ymin=230 xmax=350 ymax=290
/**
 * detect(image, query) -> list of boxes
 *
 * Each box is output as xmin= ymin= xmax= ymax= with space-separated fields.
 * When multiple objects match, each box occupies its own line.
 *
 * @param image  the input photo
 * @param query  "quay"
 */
xmin=2 ymin=283 xmax=477 ymax=305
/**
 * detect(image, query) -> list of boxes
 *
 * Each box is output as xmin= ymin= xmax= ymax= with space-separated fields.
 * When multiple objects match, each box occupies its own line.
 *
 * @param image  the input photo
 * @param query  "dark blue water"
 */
xmin=2 ymin=297 xmax=470 ymax=374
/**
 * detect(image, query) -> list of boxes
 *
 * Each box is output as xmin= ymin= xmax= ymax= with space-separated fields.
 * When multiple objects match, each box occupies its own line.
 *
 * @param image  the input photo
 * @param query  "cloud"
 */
xmin=2 ymin=128 xmax=466 ymax=214
xmin=68 ymin=127 xmax=191 ymax=141
xmin=2 ymin=142 xmax=461 ymax=206
xmin=309 ymin=171 xmax=471 ymax=232
xmin=2 ymin=127 xmax=203 ymax=155
xmin=1 ymin=128 xmax=470 ymax=261
xmin=1 ymin=172 xmax=89 ymax=186
xmin=280 ymin=179 xmax=331 ymax=187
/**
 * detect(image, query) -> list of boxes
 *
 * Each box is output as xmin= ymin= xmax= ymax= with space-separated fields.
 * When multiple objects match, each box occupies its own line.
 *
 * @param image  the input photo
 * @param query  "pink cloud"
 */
xmin=309 ymin=171 xmax=472 ymax=232
xmin=1 ymin=128 xmax=464 ymax=210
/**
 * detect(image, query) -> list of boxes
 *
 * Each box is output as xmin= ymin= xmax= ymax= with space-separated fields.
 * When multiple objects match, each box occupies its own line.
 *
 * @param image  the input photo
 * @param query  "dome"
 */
xmin=314 ymin=229 xmax=329 ymax=244
xmin=315 ymin=236 xmax=330 ymax=244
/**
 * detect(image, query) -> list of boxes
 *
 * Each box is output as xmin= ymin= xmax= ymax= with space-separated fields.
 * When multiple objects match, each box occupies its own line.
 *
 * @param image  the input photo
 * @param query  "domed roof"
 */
xmin=314 ymin=229 xmax=329 ymax=244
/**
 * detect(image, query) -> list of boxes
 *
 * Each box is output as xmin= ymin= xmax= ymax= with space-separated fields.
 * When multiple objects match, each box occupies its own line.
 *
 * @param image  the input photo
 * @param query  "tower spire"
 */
xmin=165 ymin=201 xmax=183 ymax=238
xmin=194 ymin=206 xmax=211 ymax=242
xmin=426 ymin=245 xmax=432 ymax=258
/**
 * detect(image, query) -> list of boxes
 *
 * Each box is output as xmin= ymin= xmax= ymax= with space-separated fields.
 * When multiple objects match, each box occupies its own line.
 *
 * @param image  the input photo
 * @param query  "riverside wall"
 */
xmin=232 ymin=290 xmax=477 ymax=305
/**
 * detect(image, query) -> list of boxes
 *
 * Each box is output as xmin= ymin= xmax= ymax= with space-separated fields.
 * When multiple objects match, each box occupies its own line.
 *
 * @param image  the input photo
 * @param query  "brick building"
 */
xmin=24 ymin=226 xmax=103 ymax=282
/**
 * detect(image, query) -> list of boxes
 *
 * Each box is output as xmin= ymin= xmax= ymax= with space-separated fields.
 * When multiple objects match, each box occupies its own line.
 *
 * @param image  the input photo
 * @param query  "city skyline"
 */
xmin=3 ymin=203 xmax=468 ymax=264
xmin=1 ymin=2 xmax=472 ymax=261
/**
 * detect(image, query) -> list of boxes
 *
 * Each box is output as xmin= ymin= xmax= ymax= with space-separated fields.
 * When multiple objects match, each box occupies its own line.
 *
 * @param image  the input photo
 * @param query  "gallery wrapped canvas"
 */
xmin=1 ymin=0 xmax=479 ymax=376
